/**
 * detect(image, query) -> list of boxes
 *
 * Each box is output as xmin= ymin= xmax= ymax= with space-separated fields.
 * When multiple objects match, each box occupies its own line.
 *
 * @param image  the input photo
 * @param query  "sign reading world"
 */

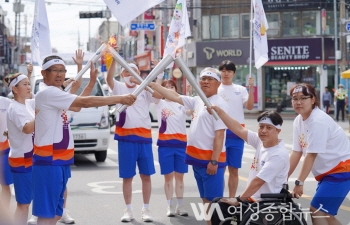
xmin=130 ymin=23 xmax=156 ymax=31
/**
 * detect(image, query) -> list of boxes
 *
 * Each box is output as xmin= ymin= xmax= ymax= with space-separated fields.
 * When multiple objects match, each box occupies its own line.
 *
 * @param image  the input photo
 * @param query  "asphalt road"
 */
xmin=6 ymin=118 xmax=350 ymax=225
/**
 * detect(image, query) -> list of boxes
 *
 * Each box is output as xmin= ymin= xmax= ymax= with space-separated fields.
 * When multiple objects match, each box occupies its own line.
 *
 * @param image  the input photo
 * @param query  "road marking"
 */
xmin=107 ymin=148 xmax=117 ymax=155
xmin=87 ymin=181 xmax=142 ymax=194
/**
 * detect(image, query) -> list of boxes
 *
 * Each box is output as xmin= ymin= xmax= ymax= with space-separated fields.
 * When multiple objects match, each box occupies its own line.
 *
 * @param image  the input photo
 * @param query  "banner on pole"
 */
xmin=253 ymin=0 xmax=269 ymax=69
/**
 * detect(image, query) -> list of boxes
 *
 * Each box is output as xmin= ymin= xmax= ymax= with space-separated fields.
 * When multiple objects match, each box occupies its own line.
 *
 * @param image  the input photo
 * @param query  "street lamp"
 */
xmin=105 ymin=7 xmax=111 ymax=39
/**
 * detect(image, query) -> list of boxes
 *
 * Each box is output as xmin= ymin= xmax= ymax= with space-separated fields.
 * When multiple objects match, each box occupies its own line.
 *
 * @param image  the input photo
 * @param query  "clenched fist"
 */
xmin=118 ymin=94 xmax=136 ymax=106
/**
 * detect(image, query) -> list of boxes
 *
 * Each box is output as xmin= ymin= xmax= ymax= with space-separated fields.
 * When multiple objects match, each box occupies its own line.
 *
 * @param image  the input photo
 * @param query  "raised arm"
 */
xmin=26 ymin=64 xmax=33 ymax=81
xmin=244 ymin=77 xmax=255 ymax=110
xmin=148 ymin=82 xmax=183 ymax=105
xmin=106 ymin=58 xmax=116 ymax=91
xmin=70 ymin=49 xmax=84 ymax=94
xmin=211 ymin=105 xmax=248 ymax=141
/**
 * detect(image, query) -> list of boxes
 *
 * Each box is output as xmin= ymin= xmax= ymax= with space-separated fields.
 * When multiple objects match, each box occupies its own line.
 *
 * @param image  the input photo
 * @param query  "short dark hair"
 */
xmin=289 ymin=83 xmax=319 ymax=108
xmin=42 ymin=55 xmax=64 ymax=66
xmin=218 ymin=60 xmax=236 ymax=73
xmin=161 ymin=79 xmax=178 ymax=92
xmin=257 ymin=110 xmax=283 ymax=127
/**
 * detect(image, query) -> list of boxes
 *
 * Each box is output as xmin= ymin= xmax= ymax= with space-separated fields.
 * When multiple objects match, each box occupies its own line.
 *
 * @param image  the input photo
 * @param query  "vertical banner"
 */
xmin=31 ymin=0 xmax=52 ymax=66
xmin=0 ymin=24 xmax=4 ymax=58
xmin=163 ymin=0 xmax=191 ymax=68
xmin=253 ymin=0 xmax=269 ymax=69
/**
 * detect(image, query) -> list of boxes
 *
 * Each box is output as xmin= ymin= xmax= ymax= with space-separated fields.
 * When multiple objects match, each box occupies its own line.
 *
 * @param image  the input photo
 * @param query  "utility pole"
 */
xmin=341 ymin=0 xmax=346 ymax=74
xmin=334 ymin=0 xmax=339 ymax=89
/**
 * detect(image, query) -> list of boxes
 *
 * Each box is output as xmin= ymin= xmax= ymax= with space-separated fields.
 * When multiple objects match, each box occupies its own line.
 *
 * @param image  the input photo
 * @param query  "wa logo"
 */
xmin=190 ymin=202 xmax=224 ymax=221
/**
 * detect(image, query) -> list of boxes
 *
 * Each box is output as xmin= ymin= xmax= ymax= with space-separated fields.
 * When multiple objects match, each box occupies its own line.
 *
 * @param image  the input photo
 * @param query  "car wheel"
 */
xmin=94 ymin=150 xmax=107 ymax=162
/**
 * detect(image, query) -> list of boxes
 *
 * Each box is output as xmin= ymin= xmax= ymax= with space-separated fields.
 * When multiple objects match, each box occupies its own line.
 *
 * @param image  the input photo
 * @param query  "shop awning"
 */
xmin=341 ymin=69 xmax=350 ymax=79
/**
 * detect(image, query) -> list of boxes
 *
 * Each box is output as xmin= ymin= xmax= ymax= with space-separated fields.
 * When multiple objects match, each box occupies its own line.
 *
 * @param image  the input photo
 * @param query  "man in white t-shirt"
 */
xmin=33 ymin=56 xmax=135 ymax=225
xmin=218 ymin=60 xmax=255 ymax=198
xmin=149 ymin=68 xmax=228 ymax=225
xmin=208 ymin=109 xmax=289 ymax=224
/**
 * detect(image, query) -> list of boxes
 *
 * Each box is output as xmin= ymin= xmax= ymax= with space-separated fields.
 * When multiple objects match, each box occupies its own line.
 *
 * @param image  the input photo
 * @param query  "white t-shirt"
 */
xmin=7 ymin=100 xmax=35 ymax=172
xmin=155 ymin=99 xmax=187 ymax=147
xmin=181 ymin=95 xmax=228 ymax=168
xmin=0 ymin=97 xmax=12 ymax=153
xmin=293 ymin=107 xmax=350 ymax=180
xmin=111 ymin=80 xmax=154 ymax=143
xmin=34 ymin=84 xmax=77 ymax=166
xmin=247 ymin=130 xmax=289 ymax=201
xmin=218 ymin=84 xmax=248 ymax=139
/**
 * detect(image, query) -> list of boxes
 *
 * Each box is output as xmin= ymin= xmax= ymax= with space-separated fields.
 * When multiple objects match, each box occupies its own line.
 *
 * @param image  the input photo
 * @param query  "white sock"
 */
xmin=126 ymin=204 xmax=133 ymax=210
xmin=177 ymin=198 xmax=183 ymax=206
xmin=143 ymin=204 xmax=149 ymax=209
xmin=167 ymin=199 xmax=171 ymax=206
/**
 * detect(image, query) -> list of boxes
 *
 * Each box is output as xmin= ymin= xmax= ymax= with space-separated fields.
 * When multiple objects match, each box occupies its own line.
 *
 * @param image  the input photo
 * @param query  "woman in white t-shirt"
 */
xmin=153 ymin=79 xmax=191 ymax=217
xmin=4 ymin=73 xmax=34 ymax=225
xmin=289 ymin=83 xmax=350 ymax=225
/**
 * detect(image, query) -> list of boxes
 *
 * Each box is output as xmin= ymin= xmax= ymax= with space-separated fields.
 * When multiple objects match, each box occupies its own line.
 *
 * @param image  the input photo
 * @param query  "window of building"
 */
xmin=302 ymin=11 xmax=321 ymax=36
xmin=282 ymin=12 xmax=301 ymax=36
xmin=266 ymin=13 xmax=280 ymax=37
xmin=202 ymin=15 xmax=220 ymax=39
xmin=325 ymin=11 xmax=339 ymax=35
xmin=241 ymin=14 xmax=250 ymax=37
xmin=221 ymin=14 xmax=239 ymax=38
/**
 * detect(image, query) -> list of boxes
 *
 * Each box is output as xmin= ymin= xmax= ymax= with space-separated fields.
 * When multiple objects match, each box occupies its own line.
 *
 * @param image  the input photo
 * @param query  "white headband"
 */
xmin=9 ymin=74 xmax=28 ymax=90
xmin=42 ymin=59 xmax=66 ymax=70
xmin=200 ymin=70 xmax=221 ymax=82
xmin=292 ymin=85 xmax=310 ymax=95
xmin=121 ymin=63 xmax=138 ymax=73
xmin=258 ymin=117 xmax=281 ymax=129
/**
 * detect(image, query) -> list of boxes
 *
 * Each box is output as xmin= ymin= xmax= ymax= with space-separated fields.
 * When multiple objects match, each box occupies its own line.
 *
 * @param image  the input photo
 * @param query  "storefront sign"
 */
xmin=268 ymin=38 xmax=322 ymax=62
xmin=196 ymin=40 xmax=250 ymax=66
xmin=262 ymin=0 xmax=333 ymax=11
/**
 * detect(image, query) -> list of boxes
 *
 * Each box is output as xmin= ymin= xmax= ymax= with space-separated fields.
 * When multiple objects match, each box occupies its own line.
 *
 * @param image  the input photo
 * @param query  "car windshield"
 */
xmin=34 ymin=78 xmax=103 ymax=96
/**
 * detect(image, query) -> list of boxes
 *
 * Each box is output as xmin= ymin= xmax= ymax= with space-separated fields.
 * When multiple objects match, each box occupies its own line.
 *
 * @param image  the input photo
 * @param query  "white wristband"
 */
xmin=157 ymin=72 xmax=164 ymax=79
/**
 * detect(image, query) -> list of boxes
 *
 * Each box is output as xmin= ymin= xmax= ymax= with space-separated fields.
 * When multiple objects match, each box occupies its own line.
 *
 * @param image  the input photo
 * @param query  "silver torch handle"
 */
xmin=117 ymin=54 xmax=174 ymax=113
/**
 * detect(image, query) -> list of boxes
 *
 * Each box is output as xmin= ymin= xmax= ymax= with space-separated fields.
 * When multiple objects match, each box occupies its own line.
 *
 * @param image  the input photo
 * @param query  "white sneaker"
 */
xmin=141 ymin=208 xmax=153 ymax=222
xmin=120 ymin=209 xmax=134 ymax=222
xmin=166 ymin=206 xmax=175 ymax=217
xmin=27 ymin=215 xmax=38 ymax=225
xmin=176 ymin=205 xmax=188 ymax=216
xmin=58 ymin=210 xmax=75 ymax=224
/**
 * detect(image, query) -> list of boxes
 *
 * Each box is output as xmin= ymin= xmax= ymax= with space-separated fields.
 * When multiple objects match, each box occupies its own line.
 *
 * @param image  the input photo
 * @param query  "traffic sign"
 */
xmin=130 ymin=23 xmax=156 ymax=31
xmin=346 ymin=22 xmax=350 ymax=32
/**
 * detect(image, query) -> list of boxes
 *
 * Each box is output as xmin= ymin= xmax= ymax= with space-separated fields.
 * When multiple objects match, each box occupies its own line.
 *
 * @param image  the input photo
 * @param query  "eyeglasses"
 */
xmin=291 ymin=96 xmax=311 ymax=103
xmin=46 ymin=69 xmax=67 ymax=75
xmin=200 ymin=76 xmax=216 ymax=82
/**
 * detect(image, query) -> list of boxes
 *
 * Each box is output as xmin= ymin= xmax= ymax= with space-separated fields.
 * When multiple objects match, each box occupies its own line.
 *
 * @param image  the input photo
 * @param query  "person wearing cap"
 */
xmin=218 ymin=60 xmax=255 ymax=198
xmin=106 ymin=58 xmax=161 ymax=223
xmin=334 ymin=83 xmax=347 ymax=122
xmin=289 ymin=83 xmax=350 ymax=225
xmin=33 ymin=55 xmax=136 ymax=225
xmin=148 ymin=67 xmax=228 ymax=224
xmin=207 ymin=108 xmax=288 ymax=224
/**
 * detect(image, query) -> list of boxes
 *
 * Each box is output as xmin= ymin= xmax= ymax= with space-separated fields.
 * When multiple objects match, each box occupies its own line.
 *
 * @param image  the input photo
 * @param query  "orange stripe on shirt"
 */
xmin=115 ymin=127 xmax=152 ymax=138
xmin=158 ymin=133 xmax=187 ymax=142
xmin=34 ymin=145 xmax=52 ymax=157
xmin=186 ymin=145 xmax=226 ymax=162
xmin=315 ymin=159 xmax=350 ymax=181
xmin=9 ymin=157 xmax=32 ymax=168
xmin=53 ymin=149 xmax=74 ymax=161
xmin=0 ymin=139 xmax=9 ymax=151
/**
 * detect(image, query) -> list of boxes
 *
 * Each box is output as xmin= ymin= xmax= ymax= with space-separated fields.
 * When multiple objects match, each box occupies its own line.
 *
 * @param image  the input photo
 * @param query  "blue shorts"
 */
xmin=0 ymin=152 xmax=13 ymax=185
xmin=193 ymin=166 xmax=224 ymax=201
xmin=118 ymin=141 xmax=155 ymax=178
xmin=311 ymin=178 xmax=350 ymax=216
xmin=12 ymin=172 xmax=32 ymax=204
xmin=32 ymin=165 xmax=70 ymax=218
xmin=158 ymin=146 xmax=188 ymax=175
xmin=226 ymin=138 xmax=244 ymax=168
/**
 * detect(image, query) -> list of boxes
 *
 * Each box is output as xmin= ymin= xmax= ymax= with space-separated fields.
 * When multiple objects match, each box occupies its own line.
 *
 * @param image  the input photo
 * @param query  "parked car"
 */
xmin=31 ymin=65 xmax=110 ymax=162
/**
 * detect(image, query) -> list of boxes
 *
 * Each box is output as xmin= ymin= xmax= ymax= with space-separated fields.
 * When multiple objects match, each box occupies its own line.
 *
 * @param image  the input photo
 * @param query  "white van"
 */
xmin=30 ymin=65 xmax=110 ymax=162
